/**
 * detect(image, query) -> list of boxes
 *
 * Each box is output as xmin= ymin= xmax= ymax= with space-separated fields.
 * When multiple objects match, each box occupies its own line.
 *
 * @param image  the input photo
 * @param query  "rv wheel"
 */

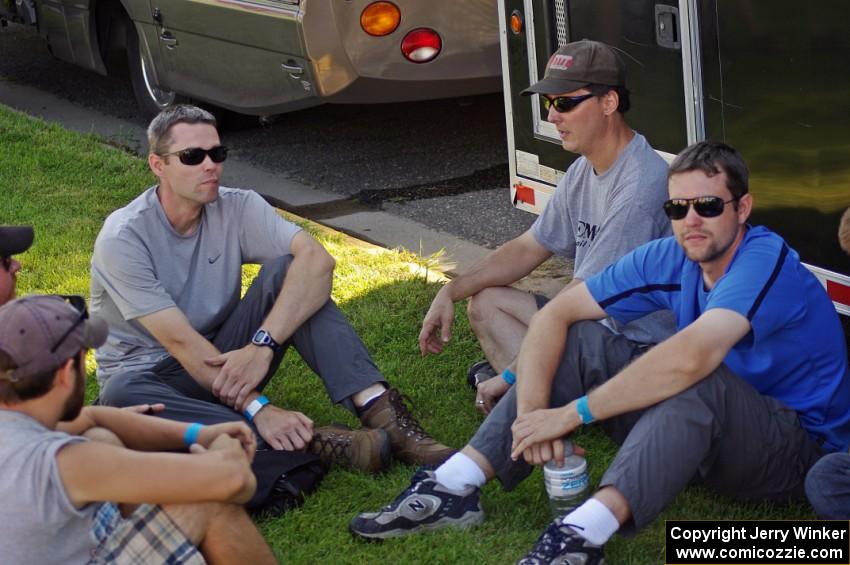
xmin=126 ymin=19 xmax=184 ymax=118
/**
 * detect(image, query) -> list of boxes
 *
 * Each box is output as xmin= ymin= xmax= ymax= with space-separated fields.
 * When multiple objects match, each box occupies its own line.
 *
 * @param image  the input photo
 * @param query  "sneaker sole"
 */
xmin=349 ymin=509 xmax=485 ymax=541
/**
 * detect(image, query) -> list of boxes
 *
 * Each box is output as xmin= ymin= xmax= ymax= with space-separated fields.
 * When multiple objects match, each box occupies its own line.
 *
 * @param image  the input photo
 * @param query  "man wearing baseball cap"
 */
xmin=353 ymin=39 xmax=675 ymax=539
xmin=0 ymin=225 xmax=34 ymax=305
xmin=0 ymin=295 xmax=275 ymax=564
xmin=418 ymin=40 xmax=674 ymax=412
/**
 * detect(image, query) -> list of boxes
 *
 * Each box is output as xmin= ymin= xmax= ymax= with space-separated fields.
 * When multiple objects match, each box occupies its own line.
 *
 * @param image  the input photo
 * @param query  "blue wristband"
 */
xmin=183 ymin=423 xmax=204 ymax=447
xmin=501 ymin=368 xmax=517 ymax=386
xmin=576 ymin=395 xmax=594 ymax=425
xmin=243 ymin=395 xmax=270 ymax=422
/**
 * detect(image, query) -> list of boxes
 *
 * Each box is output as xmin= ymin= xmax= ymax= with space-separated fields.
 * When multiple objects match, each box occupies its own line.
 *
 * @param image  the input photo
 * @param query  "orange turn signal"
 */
xmin=510 ymin=10 xmax=524 ymax=34
xmin=361 ymin=2 xmax=401 ymax=37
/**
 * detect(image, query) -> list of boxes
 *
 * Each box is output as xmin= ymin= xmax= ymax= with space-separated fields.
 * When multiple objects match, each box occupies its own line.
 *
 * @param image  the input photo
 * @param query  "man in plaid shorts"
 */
xmin=0 ymin=294 xmax=276 ymax=564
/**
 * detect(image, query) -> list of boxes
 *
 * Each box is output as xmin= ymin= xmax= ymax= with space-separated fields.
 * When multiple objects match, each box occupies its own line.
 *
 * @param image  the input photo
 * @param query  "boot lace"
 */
xmin=310 ymin=430 xmax=352 ymax=463
xmin=387 ymin=390 xmax=430 ymax=441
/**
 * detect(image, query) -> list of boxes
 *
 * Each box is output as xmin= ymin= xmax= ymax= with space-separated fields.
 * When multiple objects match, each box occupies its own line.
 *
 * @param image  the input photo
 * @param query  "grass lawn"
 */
xmin=0 ymin=105 xmax=814 ymax=564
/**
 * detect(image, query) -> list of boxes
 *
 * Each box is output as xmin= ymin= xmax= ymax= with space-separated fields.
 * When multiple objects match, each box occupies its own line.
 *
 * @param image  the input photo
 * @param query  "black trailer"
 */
xmin=498 ymin=0 xmax=850 ymax=341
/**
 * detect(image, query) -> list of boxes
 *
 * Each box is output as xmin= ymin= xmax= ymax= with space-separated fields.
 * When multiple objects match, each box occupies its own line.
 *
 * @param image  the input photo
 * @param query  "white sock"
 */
xmin=359 ymin=388 xmax=386 ymax=407
xmin=560 ymin=498 xmax=619 ymax=546
xmin=434 ymin=452 xmax=487 ymax=491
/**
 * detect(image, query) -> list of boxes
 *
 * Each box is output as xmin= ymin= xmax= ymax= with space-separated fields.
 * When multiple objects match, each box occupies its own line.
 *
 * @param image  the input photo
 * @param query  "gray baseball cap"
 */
xmin=0 ymin=226 xmax=34 ymax=257
xmin=0 ymin=295 xmax=107 ymax=382
xmin=521 ymin=40 xmax=626 ymax=96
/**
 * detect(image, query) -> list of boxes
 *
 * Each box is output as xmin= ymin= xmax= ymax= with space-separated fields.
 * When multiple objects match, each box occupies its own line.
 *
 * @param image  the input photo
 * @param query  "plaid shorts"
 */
xmin=88 ymin=502 xmax=205 ymax=564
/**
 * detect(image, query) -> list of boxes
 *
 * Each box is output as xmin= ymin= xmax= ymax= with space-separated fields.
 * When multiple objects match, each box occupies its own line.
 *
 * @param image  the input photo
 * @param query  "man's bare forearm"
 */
xmin=585 ymin=310 xmax=750 ymax=422
xmin=515 ymin=284 xmax=608 ymax=414
xmin=443 ymin=231 xmax=552 ymax=302
xmin=62 ymin=406 xmax=191 ymax=450
xmin=515 ymin=306 xmax=571 ymax=414
xmin=260 ymin=245 xmax=334 ymax=345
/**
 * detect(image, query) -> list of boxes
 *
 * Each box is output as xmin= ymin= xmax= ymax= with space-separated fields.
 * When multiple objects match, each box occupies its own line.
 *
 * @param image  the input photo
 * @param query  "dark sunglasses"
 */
xmin=160 ymin=145 xmax=228 ymax=166
xmin=663 ymin=196 xmax=740 ymax=220
xmin=1 ymin=256 xmax=11 ymax=271
xmin=542 ymin=94 xmax=595 ymax=113
xmin=50 ymin=295 xmax=89 ymax=354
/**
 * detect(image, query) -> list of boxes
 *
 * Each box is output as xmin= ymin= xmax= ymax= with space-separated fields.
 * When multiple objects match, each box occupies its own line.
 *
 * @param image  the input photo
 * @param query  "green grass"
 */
xmin=0 ymin=105 xmax=814 ymax=564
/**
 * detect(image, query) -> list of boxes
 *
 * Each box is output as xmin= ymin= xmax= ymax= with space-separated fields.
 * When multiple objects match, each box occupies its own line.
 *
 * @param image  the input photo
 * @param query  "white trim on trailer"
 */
xmin=805 ymin=264 xmax=850 ymax=316
xmin=678 ymin=0 xmax=706 ymax=144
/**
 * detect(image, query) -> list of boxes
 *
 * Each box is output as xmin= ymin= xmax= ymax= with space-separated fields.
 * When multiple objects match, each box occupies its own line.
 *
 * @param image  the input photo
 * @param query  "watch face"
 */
xmin=253 ymin=329 xmax=270 ymax=346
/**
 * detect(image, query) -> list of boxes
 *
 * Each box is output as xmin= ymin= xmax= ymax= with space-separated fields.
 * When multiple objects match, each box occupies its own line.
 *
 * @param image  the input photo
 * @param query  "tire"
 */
xmin=125 ymin=18 xmax=184 ymax=118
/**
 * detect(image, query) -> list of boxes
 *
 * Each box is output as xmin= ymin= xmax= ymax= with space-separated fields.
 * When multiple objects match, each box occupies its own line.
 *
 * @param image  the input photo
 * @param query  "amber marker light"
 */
xmin=361 ymin=1 xmax=401 ymax=37
xmin=510 ymin=10 xmax=524 ymax=34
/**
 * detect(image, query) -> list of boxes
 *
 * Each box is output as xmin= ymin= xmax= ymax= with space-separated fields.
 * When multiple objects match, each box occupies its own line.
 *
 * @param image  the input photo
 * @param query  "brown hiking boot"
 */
xmin=359 ymin=388 xmax=456 ymax=466
xmin=309 ymin=424 xmax=391 ymax=474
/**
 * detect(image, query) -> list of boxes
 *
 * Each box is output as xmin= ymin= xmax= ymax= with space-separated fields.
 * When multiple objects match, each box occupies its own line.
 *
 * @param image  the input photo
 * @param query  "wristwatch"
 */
xmin=251 ymin=328 xmax=282 ymax=353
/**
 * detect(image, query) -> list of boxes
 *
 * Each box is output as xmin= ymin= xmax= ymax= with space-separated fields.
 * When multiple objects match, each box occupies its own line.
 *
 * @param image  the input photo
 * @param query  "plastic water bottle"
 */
xmin=543 ymin=440 xmax=589 ymax=518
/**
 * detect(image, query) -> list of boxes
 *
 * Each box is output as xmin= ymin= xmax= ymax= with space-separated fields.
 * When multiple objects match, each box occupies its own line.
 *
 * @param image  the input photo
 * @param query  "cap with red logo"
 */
xmin=521 ymin=39 xmax=626 ymax=96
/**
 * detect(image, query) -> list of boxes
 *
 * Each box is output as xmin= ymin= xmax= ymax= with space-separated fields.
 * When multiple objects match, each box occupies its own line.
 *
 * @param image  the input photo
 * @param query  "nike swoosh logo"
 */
xmin=208 ymin=253 xmax=222 ymax=264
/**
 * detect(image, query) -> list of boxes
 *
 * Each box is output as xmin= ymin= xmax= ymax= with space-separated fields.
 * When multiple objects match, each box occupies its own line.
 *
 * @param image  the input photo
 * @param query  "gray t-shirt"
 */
xmin=531 ymin=132 xmax=675 ymax=343
xmin=91 ymin=186 xmax=302 ymax=386
xmin=0 ymin=410 xmax=99 ymax=565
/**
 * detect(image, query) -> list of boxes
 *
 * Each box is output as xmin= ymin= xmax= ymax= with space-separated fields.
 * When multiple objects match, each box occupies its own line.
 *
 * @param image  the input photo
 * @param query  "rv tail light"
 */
xmin=401 ymin=28 xmax=442 ymax=63
xmin=361 ymin=2 xmax=400 ymax=37
xmin=510 ymin=10 xmax=524 ymax=34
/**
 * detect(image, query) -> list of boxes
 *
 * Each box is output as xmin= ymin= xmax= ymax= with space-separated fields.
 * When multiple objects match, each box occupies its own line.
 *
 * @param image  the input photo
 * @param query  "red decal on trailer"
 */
xmin=827 ymin=280 xmax=850 ymax=306
xmin=514 ymin=184 xmax=535 ymax=206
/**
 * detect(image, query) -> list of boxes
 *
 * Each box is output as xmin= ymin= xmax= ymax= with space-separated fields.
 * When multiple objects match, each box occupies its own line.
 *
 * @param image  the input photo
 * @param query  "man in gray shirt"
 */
xmin=0 ymin=294 xmax=274 ymax=565
xmin=91 ymin=106 xmax=453 ymax=511
xmin=418 ymin=40 xmax=673 ymax=412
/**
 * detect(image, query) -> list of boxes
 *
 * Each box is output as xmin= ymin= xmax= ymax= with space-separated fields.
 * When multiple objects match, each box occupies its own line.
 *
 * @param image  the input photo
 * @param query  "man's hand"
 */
xmin=418 ymin=288 xmax=455 ymax=356
xmin=207 ymin=345 xmax=273 ymax=408
xmin=190 ymin=433 xmax=257 ymax=504
xmin=196 ymin=421 xmax=257 ymax=461
xmin=475 ymin=377 xmax=510 ymax=414
xmin=253 ymin=405 xmax=314 ymax=451
xmin=510 ymin=403 xmax=580 ymax=464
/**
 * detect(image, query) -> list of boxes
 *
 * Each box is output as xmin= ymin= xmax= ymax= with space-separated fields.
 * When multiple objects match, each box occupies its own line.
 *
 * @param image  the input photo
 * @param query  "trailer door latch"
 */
xmin=654 ymin=4 xmax=681 ymax=50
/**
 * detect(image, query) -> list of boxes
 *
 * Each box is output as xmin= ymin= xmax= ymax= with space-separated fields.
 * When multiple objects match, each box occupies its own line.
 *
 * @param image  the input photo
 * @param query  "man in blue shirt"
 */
xmin=350 ymin=142 xmax=850 ymax=564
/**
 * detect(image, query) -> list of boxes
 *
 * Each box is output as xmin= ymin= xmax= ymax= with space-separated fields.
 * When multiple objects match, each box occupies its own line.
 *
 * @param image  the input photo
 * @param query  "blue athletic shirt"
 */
xmin=585 ymin=225 xmax=850 ymax=452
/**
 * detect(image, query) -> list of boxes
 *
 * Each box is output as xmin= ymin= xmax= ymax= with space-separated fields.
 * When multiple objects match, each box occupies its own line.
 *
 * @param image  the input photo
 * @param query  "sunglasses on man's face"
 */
xmin=542 ymin=94 xmax=595 ymax=113
xmin=160 ymin=145 xmax=228 ymax=166
xmin=1 ymin=256 xmax=11 ymax=271
xmin=50 ymin=295 xmax=89 ymax=354
xmin=663 ymin=195 xmax=740 ymax=220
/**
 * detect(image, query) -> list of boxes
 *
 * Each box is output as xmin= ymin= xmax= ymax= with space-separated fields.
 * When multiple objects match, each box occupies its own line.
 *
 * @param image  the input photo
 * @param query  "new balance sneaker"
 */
xmin=360 ymin=389 xmax=456 ymax=466
xmin=517 ymin=521 xmax=606 ymax=564
xmin=467 ymin=359 xmax=497 ymax=389
xmin=349 ymin=469 xmax=484 ymax=540
xmin=309 ymin=424 xmax=391 ymax=474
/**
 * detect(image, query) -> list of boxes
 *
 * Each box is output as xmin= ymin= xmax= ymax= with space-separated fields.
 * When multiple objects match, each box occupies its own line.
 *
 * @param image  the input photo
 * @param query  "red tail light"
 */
xmin=401 ymin=28 xmax=442 ymax=63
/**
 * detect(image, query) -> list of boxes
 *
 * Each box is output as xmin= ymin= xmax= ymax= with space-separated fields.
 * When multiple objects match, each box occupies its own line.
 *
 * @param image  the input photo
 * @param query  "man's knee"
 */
xmin=467 ymin=287 xmax=536 ymax=326
xmin=467 ymin=287 xmax=501 ymax=324
xmin=100 ymin=373 xmax=152 ymax=408
xmin=162 ymin=501 xmax=238 ymax=546
xmin=806 ymin=453 xmax=849 ymax=502
xmin=256 ymin=255 xmax=294 ymax=284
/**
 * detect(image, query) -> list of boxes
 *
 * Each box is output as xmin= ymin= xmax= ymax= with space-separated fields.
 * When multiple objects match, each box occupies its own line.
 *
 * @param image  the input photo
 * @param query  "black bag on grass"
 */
xmin=246 ymin=449 xmax=328 ymax=517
